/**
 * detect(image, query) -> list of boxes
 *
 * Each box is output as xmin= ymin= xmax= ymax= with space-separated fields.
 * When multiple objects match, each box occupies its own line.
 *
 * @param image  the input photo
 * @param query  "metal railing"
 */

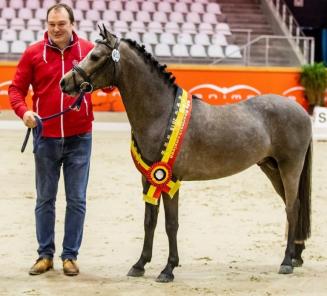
xmin=267 ymin=0 xmax=305 ymax=38
xmin=264 ymin=0 xmax=314 ymax=64
xmin=211 ymin=0 xmax=315 ymax=66
xmin=212 ymin=35 xmax=315 ymax=66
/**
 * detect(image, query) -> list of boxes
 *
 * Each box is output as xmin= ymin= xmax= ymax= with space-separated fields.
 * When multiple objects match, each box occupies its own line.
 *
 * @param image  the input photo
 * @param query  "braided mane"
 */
xmin=122 ymin=38 xmax=177 ymax=88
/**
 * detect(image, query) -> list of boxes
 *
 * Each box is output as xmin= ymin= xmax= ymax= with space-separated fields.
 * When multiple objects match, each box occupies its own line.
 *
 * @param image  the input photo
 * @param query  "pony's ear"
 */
xmin=98 ymin=24 xmax=109 ymax=40
xmin=107 ymin=32 xmax=117 ymax=48
xmin=98 ymin=24 xmax=117 ymax=47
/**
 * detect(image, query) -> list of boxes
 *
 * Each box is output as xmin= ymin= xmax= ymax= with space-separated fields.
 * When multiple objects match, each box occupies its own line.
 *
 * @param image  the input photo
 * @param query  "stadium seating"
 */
xmin=2 ymin=29 xmax=17 ymax=42
xmin=25 ymin=0 xmax=40 ymax=9
xmin=124 ymin=31 xmax=141 ymax=43
xmin=10 ymin=0 xmax=24 ymax=10
xmin=172 ymin=44 xmax=189 ymax=58
xmin=42 ymin=0 xmax=56 ymax=8
xmin=79 ymin=20 xmax=94 ymax=33
xmin=92 ymin=1 xmax=107 ymax=11
xmin=169 ymin=12 xmax=184 ymax=24
xmin=27 ymin=19 xmax=44 ymax=31
xmin=147 ymin=21 xmax=163 ymax=33
xmin=159 ymin=32 xmax=175 ymax=45
xmin=10 ymin=18 xmax=25 ymax=30
xmin=212 ymin=33 xmax=228 ymax=46
xmin=0 ymin=19 xmax=7 ymax=30
xmin=142 ymin=32 xmax=158 ymax=45
xmin=190 ymin=44 xmax=207 ymax=58
xmin=103 ymin=11 xmax=117 ymax=23
xmin=207 ymin=44 xmax=225 ymax=58
xmin=130 ymin=21 xmax=146 ymax=33
xmin=165 ymin=22 xmax=180 ymax=34
xmin=136 ymin=11 xmax=151 ymax=23
xmin=2 ymin=8 xmax=16 ymax=20
xmin=177 ymin=33 xmax=193 ymax=46
xmin=125 ymin=1 xmax=139 ymax=12
xmin=0 ymin=41 xmax=9 ymax=54
xmin=152 ymin=11 xmax=168 ymax=24
xmin=181 ymin=22 xmax=197 ymax=34
xmin=0 ymin=0 xmax=242 ymax=63
xmin=18 ymin=8 xmax=33 ymax=20
xmin=19 ymin=29 xmax=36 ymax=43
xmin=194 ymin=33 xmax=211 ymax=46
xmin=11 ymin=40 xmax=27 ymax=53
xmin=154 ymin=43 xmax=171 ymax=57
xmin=225 ymin=44 xmax=242 ymax=58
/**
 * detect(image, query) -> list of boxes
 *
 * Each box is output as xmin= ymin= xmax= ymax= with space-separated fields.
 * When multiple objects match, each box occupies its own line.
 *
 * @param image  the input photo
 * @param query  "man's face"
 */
xmin=47 ymin=7 xmax=74 ymax=49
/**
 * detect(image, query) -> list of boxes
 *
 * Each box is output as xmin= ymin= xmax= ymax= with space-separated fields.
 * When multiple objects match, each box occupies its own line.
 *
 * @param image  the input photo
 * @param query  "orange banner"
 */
xmin=0 ymin=62 xmax=125 ymax=112
xmin=171 ymin=65 xmax=309 ymax=109
xmin=0 ymin=62 xmax=310 ymax=112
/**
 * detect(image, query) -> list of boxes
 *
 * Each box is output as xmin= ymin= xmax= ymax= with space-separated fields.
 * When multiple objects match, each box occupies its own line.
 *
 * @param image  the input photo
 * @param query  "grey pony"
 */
xmin=60 ymin=26 xmax=312 ymax=283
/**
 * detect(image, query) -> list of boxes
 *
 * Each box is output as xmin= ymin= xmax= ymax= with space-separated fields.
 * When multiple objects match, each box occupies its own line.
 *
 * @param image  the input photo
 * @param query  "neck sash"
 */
xmin=131 ymin=88 xmax=192 ymax=205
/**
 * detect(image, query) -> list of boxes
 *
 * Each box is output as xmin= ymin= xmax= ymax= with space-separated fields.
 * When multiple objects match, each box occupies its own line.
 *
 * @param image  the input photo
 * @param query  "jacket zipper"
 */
xmin=60 ymin=51 xmax=65 ymax=137
xmin=46 ymin=41 xmax=86 ymax=136
xmin=84 ymin=97 xmax=89 ymax=116
xmin=36 ymin=97 xmax=40 ymax=114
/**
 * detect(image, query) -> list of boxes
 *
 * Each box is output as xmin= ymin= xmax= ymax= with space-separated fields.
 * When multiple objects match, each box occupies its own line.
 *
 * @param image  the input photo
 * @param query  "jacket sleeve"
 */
xmin=8 ymin=49 xmax=33 ymax=119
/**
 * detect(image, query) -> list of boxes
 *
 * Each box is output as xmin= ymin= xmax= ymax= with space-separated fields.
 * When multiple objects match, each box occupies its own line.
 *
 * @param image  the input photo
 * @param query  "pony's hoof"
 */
xmin=156 ymin=272 xmax=174 ymax=283
xmin=127 ymin=266 xmax=145 ymax=277
xmin=278 ymin=265 xmax=293 ymax=274
xmin=292 ymin=258 xmax=303 ymax=267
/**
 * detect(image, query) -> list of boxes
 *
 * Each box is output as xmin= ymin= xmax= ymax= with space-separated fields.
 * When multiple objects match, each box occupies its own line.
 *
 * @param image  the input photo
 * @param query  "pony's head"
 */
xmin=60 ymin=25 xmax=120 ymax=97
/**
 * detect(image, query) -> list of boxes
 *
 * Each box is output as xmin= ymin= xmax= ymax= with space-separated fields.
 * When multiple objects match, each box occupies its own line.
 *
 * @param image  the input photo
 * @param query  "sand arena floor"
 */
xmin=0 ymin=112 xmax=327 ymax=296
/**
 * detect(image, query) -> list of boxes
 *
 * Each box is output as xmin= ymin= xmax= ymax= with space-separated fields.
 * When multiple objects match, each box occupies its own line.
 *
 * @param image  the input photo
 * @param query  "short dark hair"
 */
xmin=46 ymin=3 xmax=75 ymax=23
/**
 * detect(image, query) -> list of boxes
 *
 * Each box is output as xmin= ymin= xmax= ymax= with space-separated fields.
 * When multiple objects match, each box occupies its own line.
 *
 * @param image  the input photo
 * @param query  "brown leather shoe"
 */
xmin=63 ymin=259 xmax=79 ymax=276
xmin=29 ymin=258 xmax=53 ymax=275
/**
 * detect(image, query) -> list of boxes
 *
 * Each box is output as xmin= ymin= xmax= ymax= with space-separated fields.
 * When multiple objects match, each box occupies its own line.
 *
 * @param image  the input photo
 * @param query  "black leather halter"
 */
xmin=72 ymin=35 xmax=120 ymax=93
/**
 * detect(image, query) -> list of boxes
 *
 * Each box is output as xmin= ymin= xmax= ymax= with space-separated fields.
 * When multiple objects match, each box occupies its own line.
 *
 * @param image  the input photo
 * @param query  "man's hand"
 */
xmin=23 ymin=111 xmax=38 ymax=128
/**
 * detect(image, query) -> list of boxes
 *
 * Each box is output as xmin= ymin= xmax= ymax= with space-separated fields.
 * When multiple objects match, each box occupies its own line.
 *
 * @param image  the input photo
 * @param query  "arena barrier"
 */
xmin=0 ymin=62 xmax=309 ymax=111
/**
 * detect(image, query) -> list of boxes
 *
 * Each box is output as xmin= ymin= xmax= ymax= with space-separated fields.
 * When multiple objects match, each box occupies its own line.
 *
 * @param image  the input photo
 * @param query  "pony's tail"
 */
xmin=295 ymin=140 xmax=312 ymax=241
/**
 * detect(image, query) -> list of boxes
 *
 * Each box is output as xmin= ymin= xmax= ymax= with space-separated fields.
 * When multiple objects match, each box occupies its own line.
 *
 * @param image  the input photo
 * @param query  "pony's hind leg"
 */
xmin=127 ymin=179 xmax=160 ymax=277
xmin=292 ymin=241 xmax=305 ymax=267
xmin=279 ymin=141 xmax=312 ymax=274
xmin=258 ymin=157 xmax=306 ymax=269
xmin=278 ymin=157 xmax=308 ymax=274
xmin=156 ymin=191 xmax=179 ymax=283
xmin=258 ymin=157 xmax=285 ymax=201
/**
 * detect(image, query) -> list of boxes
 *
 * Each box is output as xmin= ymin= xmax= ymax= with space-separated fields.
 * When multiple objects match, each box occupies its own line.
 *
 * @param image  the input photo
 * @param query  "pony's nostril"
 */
xmin=60 ymin=79 xmax=65 ymax=89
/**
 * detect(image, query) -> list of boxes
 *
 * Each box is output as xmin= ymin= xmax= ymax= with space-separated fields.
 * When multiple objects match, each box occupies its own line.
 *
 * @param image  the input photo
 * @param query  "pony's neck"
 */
xmin=116 ymin=41 xmax=176 ymax=160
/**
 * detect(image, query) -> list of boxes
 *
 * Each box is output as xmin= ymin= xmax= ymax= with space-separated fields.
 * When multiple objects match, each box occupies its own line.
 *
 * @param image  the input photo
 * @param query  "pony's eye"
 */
xmin=90 ymin=54 xmax=100 ymax=61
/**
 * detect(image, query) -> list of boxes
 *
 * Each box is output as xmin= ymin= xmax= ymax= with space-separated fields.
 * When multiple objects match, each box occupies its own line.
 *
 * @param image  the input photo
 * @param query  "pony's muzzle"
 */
xmin=60 ymin=78 xmax=66 ymax=91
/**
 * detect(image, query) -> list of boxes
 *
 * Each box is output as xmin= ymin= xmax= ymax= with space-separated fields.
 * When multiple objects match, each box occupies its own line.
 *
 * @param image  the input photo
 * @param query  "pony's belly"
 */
xmin=174 ymin=155 xmax=260 ymax=181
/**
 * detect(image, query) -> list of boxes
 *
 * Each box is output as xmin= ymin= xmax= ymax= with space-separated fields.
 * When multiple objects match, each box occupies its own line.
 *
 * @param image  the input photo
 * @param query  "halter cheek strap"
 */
xmin=72 ymin=36 xmax=120 ymax=93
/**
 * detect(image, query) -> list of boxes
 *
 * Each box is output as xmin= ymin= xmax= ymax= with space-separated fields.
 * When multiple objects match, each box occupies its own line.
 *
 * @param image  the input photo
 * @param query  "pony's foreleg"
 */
xmin=127 ymin=180 xmax=160 ymax=277
xmin=156 ymin=191 xmax=179 ymax=283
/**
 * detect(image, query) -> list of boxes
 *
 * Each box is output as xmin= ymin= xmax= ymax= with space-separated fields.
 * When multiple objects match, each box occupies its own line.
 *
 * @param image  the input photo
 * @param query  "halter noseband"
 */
xmin=72 ymin=35 xmax=120 ymax=93
xmin=72 ymin=65 xmax=94 ymax=93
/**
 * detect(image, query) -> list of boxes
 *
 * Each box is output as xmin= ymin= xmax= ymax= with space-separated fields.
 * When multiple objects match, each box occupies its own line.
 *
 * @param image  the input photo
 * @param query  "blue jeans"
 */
xmin=34 ymin=132 xmax=92 ymax=260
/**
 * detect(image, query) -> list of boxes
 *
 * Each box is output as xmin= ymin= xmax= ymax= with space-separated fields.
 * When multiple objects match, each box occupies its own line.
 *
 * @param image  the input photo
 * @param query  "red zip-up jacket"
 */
xmin=9 ymin=31 xmax=94 ymax=138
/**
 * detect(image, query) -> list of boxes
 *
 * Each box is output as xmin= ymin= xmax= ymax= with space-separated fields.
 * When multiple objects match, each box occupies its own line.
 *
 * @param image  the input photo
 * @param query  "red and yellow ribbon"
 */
xmin=131 ymin=88 xmax=192 ymax=205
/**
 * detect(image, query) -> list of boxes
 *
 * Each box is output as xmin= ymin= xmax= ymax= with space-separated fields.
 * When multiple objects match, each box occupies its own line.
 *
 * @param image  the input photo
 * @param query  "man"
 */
xmin=9 ymin=3 xmax=94 ymax=276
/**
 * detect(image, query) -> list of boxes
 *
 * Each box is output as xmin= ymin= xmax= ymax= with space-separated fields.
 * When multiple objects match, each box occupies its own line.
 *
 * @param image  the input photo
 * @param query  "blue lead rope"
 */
xmin=21 ymin=91 xmax=85 ymax=153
